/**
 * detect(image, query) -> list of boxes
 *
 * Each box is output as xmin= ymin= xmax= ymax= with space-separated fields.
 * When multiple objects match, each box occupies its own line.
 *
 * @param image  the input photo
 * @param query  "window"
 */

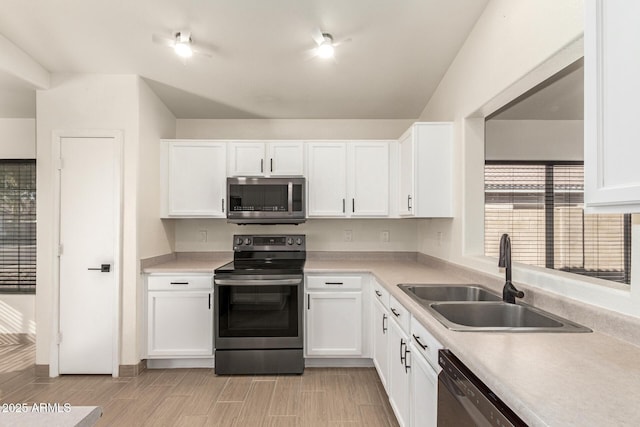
xmin=0 ymin=160 xmax=36 ymax=293
xmin=485 ymin=161 xmax=631 ymax=285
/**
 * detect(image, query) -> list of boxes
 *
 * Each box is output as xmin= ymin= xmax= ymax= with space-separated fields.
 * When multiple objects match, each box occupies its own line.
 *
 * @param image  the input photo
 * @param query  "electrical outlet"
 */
xmin=199 ymin=230 xmax=208 ymax=242
xmin=381 ymin=230 xmax=390 ymax=242
xmin=344 ymin=229 xmax=353 ymax=242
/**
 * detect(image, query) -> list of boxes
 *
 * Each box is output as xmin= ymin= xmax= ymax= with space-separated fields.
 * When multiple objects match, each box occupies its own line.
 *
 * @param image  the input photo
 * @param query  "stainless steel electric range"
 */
xmin=214 ymin=234 xmax=305 ymax=375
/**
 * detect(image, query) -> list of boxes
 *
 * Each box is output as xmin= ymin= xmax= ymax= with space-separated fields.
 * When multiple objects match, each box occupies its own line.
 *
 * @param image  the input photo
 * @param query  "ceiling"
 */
xmin=490 ymin=61 xmax=584 ymax=120
xmin=0 ymin=0 xmax=489 ymax=119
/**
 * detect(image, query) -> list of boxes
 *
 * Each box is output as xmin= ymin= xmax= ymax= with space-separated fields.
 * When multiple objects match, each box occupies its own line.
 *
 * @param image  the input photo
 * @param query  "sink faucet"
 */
xmin=498 ymin=233 xmax=524 ymax=304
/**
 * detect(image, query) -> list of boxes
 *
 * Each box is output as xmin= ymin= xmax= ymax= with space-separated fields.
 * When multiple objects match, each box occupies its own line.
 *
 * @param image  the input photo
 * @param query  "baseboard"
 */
xmin=304 ymin=358 xmax=374 ymax=368
xmin=147 ymin=358 xmax=215 ymax=369
xmin=35 ymin=364 xmax=50 ymax=377
xmin=119 ymin=359 xmax=147 ymax=377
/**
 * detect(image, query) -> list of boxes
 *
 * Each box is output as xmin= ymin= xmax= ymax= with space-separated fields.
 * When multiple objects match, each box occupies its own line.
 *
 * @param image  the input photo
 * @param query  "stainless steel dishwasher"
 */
xmin=437 ymin=349 xmax=527 ymax=426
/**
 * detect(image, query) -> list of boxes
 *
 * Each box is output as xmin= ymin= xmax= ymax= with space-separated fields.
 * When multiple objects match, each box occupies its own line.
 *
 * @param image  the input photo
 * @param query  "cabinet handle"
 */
xmin=261 ymin=159 xmax=264 ymax=173
xmin=352 ymin=198 xmax=355 ymax=213
xmin=382 ymin=313 xmax=387 ymax=333
xmin=375 ymin=290 xmax=382 ymax=297
xmin=408 ymin=195 xmax=412 ymax=210
xmin=391 ymin=308 xmax=400 ymax=317
xmin=342 ymin=198 xmax=345 ymax=213
xmin=208 ymin=293 xmax=211 ymax=310
xmin=270 ymin=158 xmax=273 ymax=172
xmin=325 ymin=282 xmax=343 ymax=286
xmin=400 ymin=339 xmax=406 ymax=364
xmin=404 ymin=347 xmax=411 ymax=373
xmin=412 ymin=334 xmax=428 ymax=350
xmin=222 ymin=199 xmax=225 ymax=213
xmin=307 ymin=294 xmax=310 ymax=310
xmin=170 ymin=281 xmax=189 ymax=285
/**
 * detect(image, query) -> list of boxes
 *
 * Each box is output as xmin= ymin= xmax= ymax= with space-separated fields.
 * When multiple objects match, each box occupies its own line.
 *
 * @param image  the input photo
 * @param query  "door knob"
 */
xmin=88 ymin=264 xmax=111 ymax=273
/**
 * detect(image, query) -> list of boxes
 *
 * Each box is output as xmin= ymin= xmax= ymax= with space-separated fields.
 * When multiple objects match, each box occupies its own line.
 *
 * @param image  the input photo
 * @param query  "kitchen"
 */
xmin=1 ymin=0 xmax=640 ymax=426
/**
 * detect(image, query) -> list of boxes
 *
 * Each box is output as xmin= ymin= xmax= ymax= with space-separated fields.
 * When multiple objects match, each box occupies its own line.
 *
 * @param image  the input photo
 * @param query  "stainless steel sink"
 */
xmin=399 ymin=284 xmax=501 ymax=303
xmin=398 ymin=283 xmax=590 ymax=332
xmin=428 ymin=302 xmax=591 ymax=332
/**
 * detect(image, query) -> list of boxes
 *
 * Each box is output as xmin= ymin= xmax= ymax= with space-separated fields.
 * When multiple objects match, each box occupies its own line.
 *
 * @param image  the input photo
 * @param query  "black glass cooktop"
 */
xmin=214 ymin=259 xmax=305 ymax=275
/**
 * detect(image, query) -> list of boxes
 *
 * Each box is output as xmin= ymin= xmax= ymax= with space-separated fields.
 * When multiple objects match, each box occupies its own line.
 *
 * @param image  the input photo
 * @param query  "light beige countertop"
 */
xmin=143 ymin=255 xmax=640 ymax=426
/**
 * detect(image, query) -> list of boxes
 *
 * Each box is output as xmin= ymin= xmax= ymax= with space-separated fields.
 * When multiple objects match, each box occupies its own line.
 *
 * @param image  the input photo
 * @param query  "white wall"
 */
xmin=36 ymin=73 xmax=140 ymax=366
xmin=485 ymin=120 xmax=583 ymax=161
xmin=0 ymin=295 xmax=36 ymax=334
xmin=176 ymin=219 xmax=418 ymax=253
xmin=0 ymin=118 xmax=35 ymax=158
xmin=0 ymin=118 xmax=36 ymax=333
xmin=176 ymin=119 xmax=412 ymax=140
xmin=416 ymin=0 xmax=640 ymax=317
xmin=136 ymin=79 xmax=176 ymax=360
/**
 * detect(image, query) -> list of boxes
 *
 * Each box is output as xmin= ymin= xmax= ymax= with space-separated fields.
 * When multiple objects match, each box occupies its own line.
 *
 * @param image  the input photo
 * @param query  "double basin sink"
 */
xmin=399 ymin=284 xmax=591 ymax=332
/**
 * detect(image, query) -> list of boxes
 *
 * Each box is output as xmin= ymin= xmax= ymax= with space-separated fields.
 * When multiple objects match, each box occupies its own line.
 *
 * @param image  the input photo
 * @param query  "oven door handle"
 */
xmin=214 ymin=278 xmax=301 ymax=286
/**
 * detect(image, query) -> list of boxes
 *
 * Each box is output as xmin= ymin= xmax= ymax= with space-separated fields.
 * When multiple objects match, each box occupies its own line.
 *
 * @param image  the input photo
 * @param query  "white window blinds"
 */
xmin=0 ymin=160 xmax=36 ymax=293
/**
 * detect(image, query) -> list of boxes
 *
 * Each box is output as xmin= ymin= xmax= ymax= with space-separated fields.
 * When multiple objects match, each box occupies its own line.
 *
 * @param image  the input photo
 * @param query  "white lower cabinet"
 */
xmin=306 ymin=291 xmax=363 ymax=356
xmin=146 ymin=274 xmax=214 ymax=357
xmin=372 ymin=298 xmax=390 ymax=391
xmin=388 ymin=316 xmax=411 ymax=427
xmin=305 ymin=274 xmax=367 ymax=357
xmin=409 ymin=317 xmax=442 ymax=427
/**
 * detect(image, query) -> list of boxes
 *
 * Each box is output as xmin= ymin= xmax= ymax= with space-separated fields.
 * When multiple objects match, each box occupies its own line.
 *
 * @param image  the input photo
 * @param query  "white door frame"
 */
xmin=50 ymin=129 xmax=123 ymax=377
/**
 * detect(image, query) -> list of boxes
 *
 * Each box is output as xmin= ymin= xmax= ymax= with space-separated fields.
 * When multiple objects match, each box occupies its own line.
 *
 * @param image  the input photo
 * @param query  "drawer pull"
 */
xmin=325 ymin=282 xmax=344 ymax=286
xmin=391 ymin=308 xmax=400 ymax=317
xmin=375 ymin=290 xmax=382 ymax=297
xmin=170 ymin=281 xmax=189 ymax=285
xmin=412 ymin=334 xmax=428 ymax=350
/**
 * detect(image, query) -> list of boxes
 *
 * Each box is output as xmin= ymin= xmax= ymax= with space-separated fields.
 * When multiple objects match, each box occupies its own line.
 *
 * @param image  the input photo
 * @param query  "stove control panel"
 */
xmin=233 ymin=234 xmax=306 ymax=252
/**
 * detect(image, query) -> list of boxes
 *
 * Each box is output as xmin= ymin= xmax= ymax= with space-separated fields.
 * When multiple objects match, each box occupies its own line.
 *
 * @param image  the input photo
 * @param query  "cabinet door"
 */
xmin=388 ymin=318 xmax=410 ymax=427
xmin=585 ymin=0 xmax=640 ymax=212
xmin=306 ymin=291 xmax=362 ymax=356
xmin=398 ymin=132 xmax=415 ymax=217
xmin=164 ymin=141 xmax=226 ymax=217
xmin=307 ymin=142 xmax=347 ymax=217
xmin=410 ymin=345 xmax=438 ymax=427
xmin=147 ymin=291 xmax=213 ymax=357
xmin=349 ymin=142 xmax=389 ymax=216
xmin=372 ymin=298 xmax=390 ymax=392
xmin=228 ymin=142 xmax=265 ymax=176
xmin=268 ymin=141 xmax=304 ymax=176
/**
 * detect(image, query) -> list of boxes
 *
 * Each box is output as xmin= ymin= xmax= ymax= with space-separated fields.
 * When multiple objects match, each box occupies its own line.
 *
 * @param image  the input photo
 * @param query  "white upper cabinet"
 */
xmin=307 ymin=142 xmax=349 ymax=216
xmin=585 ymin=0 xmax=640 ymax=212
xmin=349 ymin=142 xmax=390 ymax=216
xmin=228 ymin=141 xmax=304 ymax=177
xmin=307 ymin=141 xmax=390 ymax=217
xmin=398 ymin=123 xmax=453 ymax=217
xmin=160 ymin=140 xmax=227 ymax=218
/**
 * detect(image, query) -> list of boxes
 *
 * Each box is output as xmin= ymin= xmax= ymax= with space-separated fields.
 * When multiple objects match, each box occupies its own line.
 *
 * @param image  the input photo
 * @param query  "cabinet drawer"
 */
xmin=372 ymin=279 xmax=390 ymax=309
xmin=410 ymin=318 xmax=442 ymax=369
xmin=306 ymin=275 xmax=362 ymax=290
xmin=389 ymin=295 xmax=410 ymax=334
xmin=147 ymin=274 xmax=213 ymax=291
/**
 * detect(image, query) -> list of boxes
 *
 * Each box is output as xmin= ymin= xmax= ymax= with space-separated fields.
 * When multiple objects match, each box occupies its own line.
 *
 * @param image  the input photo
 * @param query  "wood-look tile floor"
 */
xmin=0 ymin=337 xmax=399 ymax=426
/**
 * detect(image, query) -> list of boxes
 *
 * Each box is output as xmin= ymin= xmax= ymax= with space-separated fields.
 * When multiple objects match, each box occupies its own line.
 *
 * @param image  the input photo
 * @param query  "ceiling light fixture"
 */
xmin=316 ymin=33 xmax=335 ymax=59
xmin=174 ymin=32 xmax=193 ymax=58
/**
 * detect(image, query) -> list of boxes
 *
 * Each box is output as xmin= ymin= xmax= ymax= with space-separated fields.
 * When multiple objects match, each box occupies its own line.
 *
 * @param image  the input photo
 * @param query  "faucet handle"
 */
xmin=503 ymin=281 xmax=524 ymax=304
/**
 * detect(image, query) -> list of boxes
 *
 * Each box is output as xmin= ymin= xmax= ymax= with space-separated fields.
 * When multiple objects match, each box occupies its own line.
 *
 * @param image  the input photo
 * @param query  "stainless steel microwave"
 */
xmin=227 ymin=177 xmax=306 ymax=224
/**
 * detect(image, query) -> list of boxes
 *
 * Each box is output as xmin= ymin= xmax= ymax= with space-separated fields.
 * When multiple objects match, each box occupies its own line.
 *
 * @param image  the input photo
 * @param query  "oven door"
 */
xmin=214 ymin=275 xmax=303 ymax=350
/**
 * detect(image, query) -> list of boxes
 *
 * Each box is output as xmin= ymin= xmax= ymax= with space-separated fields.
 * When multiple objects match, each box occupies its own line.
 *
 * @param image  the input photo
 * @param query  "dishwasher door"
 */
xmin=437 ymin=349 xmax=527 ymax=427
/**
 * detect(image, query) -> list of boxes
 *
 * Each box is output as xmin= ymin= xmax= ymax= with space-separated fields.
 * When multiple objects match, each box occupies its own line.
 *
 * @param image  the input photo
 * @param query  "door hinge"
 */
xmin=58 ymin=244 xmax=64 ymax=256
xmin=56 ymin=158 xmax=64 ymax=170
xmin=56 ymin=332 xmax=62 ymax=344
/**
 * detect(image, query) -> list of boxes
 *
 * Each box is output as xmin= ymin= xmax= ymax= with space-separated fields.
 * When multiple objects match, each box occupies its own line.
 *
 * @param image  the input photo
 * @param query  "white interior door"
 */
xmin=58 ymin=136 xmax=120 ymax=374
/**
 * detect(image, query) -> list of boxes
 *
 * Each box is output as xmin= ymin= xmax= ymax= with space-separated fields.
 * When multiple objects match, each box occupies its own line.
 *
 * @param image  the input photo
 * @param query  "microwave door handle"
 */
xmin=288 ymin=182 xmax=293 ymax=214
